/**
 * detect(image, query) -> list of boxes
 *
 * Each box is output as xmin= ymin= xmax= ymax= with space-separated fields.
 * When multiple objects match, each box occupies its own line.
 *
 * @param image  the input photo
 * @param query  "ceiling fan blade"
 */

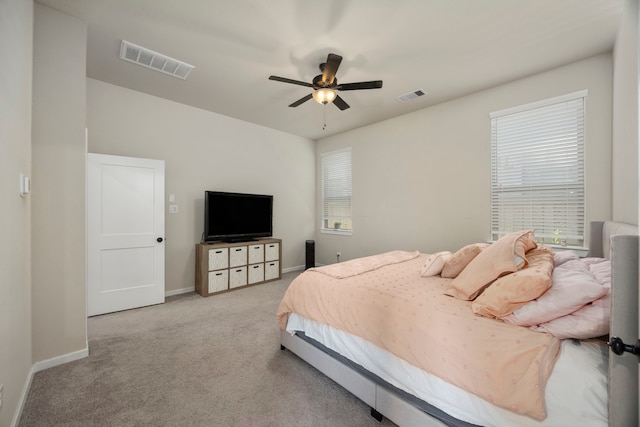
xmin=322 ymin=53 xmax=342 ymax=85
xmin=333 ymin=95 xmax=350 ymax=111
xmin=269 ymin=75 xmax=313 ymax=88
xmin=289 ymin=93 xmax=313 ymax=107
xmin=337 ymin=80 xmax=383 ymax=91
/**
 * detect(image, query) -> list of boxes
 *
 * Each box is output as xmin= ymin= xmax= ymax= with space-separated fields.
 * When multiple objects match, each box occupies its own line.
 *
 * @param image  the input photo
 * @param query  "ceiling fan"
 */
xmin=268 ymin=53 xmax=383 ymax=110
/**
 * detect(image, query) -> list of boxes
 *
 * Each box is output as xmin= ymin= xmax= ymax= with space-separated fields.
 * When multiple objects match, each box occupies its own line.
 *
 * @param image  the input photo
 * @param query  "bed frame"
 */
xmin=280 ymin=221 xmax=639 ymax=427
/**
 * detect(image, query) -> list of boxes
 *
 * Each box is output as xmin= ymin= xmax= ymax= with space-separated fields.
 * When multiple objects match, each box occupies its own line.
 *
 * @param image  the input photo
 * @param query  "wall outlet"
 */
xmin=0 ymin=383 xmax=4 ymax=410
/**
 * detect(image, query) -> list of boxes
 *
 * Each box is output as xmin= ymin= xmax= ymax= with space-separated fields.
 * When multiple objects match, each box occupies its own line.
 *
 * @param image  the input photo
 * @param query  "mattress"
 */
xmin=286 ymin=313 xmax=608 ymax=427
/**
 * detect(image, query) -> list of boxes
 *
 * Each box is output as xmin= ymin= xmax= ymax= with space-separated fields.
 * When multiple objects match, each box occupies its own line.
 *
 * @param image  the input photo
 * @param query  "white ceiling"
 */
xmin=37 ymin=0 xmax=624 ymax=140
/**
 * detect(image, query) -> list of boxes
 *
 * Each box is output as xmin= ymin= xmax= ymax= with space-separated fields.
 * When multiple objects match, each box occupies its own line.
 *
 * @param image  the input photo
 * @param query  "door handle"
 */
xmin=608 ymin=336 xmax=640 ymax=361
xmin=157 ymin=237 xmax=164 ymax=243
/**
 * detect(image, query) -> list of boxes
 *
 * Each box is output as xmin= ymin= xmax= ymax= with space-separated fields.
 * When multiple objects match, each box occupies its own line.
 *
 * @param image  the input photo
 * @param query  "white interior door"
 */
xmin=87 ymin=153 xmax=165 ymax=316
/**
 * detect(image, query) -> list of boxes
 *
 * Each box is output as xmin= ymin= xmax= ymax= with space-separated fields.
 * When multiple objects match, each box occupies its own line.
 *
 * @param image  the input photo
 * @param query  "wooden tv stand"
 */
xmin=195 ymin=238 xmax=282 ymax=297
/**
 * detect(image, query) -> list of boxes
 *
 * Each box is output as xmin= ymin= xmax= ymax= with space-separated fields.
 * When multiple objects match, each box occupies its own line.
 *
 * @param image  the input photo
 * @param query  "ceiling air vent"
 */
xmin=119 ymin=40 xmax=194 ymax=80
xmin=396 ymin=89 xmax=427 ymax=103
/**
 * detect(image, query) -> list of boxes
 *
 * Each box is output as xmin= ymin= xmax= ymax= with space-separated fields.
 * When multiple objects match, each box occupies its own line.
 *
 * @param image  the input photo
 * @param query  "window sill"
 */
xmin=549 ymin=245 xmax=589 ymax=257
xmin=321 ymin=228 xmax=352 ymax=236
xmin=487 ymin=241 xmax=589 ymax=257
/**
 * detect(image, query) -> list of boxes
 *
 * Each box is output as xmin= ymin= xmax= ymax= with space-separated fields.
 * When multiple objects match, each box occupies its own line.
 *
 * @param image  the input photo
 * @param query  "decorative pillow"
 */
xmin=445 ymin=230 xmax=537 ymax=300
xmin=501 ymin=258 xmax=609 ymax=326
xmin=515 ymin=233 xmax=538 ymax=266
xmin=440 ymin=243 xmax=489 ymax=278
xmin=420 ymin=251 xmax=452 ymax=277
xmin=531 ymin=293 xmax=610 ymax=339
xmin=472 ymin=246 xmax=554 ymax=318
xmin=553 ymin=250 xmax=579 ymax=267
xmin=583 ymin=258 xmax=612 ymax=288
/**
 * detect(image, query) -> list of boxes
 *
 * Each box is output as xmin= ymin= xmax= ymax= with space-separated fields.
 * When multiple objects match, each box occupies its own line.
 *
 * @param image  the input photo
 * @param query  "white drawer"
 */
xmin=248 ymin=244 xmax=264 ymax=264
xmin=208 ymin=270 xmax=228 ymax=293
xmin=229 ymin=266 xmax=247 ymax=289
xmin=208 ymin=248 xmax=228 ymax=271
xmin=248 ymin=263 xmax=264 ymax=284
xmin=265 ymin=261 xmax=279 ymax=280
xmin=265 ymin=243 xmax=279 ymax=261
xmin=229 ymin=246 xmax=247 ymax=268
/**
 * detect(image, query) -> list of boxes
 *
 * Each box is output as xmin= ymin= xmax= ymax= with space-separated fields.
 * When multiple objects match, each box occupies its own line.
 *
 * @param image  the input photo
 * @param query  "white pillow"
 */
xmin=583 ymin=258 xmax=612 ymax=288
xmin=553 ymin=250 xmax=579 ymax=267
xmin=420 ymin=251 xmax=452 ymax=277
xmin=501 ymin=258 xmax=608 ymax=326
xmin=531 ymin=293 xmax=610 ymax=339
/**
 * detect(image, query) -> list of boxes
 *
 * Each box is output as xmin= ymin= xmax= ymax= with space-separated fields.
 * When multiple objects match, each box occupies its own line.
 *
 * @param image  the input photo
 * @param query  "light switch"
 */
xmin=169 ymin=194 xmax=175 ymax=203
xmin=20 ymin=174 xmax=30 ymax=196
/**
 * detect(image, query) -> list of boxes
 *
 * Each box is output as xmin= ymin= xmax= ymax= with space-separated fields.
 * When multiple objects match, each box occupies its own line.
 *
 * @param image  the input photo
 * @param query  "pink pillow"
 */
xmin=585 ymin=258 xmax=612 ymax=288
xmin=472 ymin=246 xmax=554 ymax=318
xmin=440 ymin=243 xmax=489 ymax=278
xmin=420 ymin=251 xmax=452 ymax=277
xmin=502 ymin=258 xmax=608 ymax=326
xmin=445 ymin=230 xmax=537 ymax=300
xmin=531 ymin=293 xmax=610 ymax=339
xmin=553 ymin=250 xmax=579 ymax=266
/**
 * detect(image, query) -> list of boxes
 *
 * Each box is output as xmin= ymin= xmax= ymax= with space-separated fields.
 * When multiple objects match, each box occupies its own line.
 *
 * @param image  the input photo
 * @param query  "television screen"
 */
xmin=204 ymin=191 xmax=273 ymax=242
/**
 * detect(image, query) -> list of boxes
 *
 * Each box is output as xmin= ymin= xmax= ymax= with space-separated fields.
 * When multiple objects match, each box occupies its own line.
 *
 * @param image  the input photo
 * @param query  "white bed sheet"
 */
xmin=287 ymin=313 xmax=608 ymax=427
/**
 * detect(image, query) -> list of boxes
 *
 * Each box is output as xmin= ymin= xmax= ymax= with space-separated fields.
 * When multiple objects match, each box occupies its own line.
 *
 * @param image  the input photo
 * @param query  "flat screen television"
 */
xmin=204 ymin=191 xmax=273 ymax=242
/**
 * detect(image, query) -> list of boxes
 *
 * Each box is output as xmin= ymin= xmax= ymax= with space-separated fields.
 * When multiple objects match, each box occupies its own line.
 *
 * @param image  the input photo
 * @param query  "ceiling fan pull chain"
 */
xmin=322 ymin=106 xmax=327 ymax=130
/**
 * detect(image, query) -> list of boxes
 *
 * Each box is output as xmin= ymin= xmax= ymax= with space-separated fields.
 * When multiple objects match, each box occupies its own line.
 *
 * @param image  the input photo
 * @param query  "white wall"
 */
xmin=315 ymin=54 xmax=614 ymax=265
xmin=87 ymin=79 xmax=316 ymax=294
xmin=0 ymin=0 xmax=33 ymax=425
xmin=32 ymin=4 xmax=88 ymax=363
xmin=612 ymin=0 xmax=639 ymax=224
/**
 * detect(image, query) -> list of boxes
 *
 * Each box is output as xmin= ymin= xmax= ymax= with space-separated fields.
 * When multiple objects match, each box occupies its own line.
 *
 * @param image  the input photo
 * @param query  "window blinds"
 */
xmin=321 ymin=148 xmax=352 ymax=232
xmin=490 ymin=91 xmax=586 ymax=246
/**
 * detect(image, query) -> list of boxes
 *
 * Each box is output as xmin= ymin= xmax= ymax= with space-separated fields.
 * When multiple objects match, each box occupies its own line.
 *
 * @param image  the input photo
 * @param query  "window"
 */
xmin=490 ymin=90 xmax=586 ymax=247
xmin=321 ymin=148 xmax=352 ymax=234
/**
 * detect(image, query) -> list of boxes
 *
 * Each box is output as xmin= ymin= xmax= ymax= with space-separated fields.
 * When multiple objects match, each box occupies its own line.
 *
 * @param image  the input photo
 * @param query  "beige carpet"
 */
xmin=19 ymin=272 xmax=396 ymax=426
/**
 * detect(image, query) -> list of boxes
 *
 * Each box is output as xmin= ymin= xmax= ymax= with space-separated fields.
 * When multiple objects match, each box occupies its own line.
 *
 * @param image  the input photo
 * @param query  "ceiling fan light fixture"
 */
xmin=313 ymin=88 xmax=337 ymax=105
xmin=269 ymin=53 xmax=382 ymax=111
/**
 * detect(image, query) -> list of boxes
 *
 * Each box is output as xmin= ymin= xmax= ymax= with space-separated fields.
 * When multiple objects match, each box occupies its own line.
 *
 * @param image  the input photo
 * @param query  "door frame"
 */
xmin=86 ymin=152 xmax=165 ymax=316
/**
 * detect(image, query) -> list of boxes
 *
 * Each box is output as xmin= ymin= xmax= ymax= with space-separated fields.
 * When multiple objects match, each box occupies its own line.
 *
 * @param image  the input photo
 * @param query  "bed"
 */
xmin=277 ymin=221 xmax=639 ymax=426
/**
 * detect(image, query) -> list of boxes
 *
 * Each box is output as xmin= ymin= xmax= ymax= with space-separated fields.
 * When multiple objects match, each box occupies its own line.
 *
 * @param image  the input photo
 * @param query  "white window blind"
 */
xmin=490 ymin=90 xmax=586 ymax=247
xmin=321 ymin=148 xmax=352 ymax=233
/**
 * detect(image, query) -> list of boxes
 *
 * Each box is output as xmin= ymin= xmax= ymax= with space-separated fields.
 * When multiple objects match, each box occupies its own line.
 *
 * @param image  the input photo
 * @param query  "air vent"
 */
xmin=119 ymin=40 xmax=194 ymax=80
xmin=396 ymin=89 xmax=427 ymax=103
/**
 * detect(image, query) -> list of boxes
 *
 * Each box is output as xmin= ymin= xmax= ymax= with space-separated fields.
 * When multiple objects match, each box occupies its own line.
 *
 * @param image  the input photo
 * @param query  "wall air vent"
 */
xmin=119 ymin=40 xmax=194 ymax=80
xmin=396 ymin=89 xmax=427 ymax=103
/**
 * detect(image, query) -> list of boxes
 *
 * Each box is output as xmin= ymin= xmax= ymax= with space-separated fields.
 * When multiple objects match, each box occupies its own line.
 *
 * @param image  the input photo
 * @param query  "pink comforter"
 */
xmin=277 ymin=252 xmax=561 ymax=420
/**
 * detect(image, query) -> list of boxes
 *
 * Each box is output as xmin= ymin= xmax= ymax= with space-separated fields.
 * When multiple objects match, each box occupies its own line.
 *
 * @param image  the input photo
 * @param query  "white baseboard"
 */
xmin=33 ymin=347 xmax=89 ymax=373
xmin=164 ymin=266 xmax=306 ymax=299
xmin=12 ymin=346 xmax=89 ymax=427
xmin=283 ymin=265 xmax=305 ymax=273
xmin=11 ymin=365 xmax=34 ymax=427
xmin=164 ymin=266 xmax=307 ymax=298
xmin=167 ymin=277 xmax=324 ymax=297
xmin=165 ymin=287 xmax=194 ymax=297
xmin=282 ymin=265 xmax=329 ymax=273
